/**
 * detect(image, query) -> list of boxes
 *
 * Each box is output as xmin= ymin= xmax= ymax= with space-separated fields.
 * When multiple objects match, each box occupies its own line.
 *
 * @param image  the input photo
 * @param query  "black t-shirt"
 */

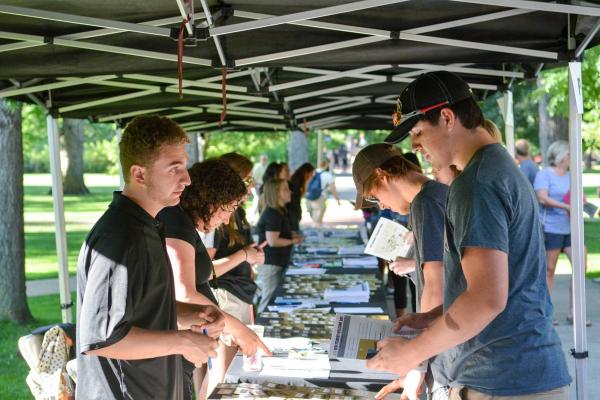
xmin=157 ymin=206 xmax=219 ymax=305
xmin=286 ymin=181 xmax=302 ymax=232
xmin=257 ymin=206 xmax=293 ymax=267
xmin=213 ymin=208 xmax=257 ymax=304
xmin=76 ymin=192 xmax=183 ymax=400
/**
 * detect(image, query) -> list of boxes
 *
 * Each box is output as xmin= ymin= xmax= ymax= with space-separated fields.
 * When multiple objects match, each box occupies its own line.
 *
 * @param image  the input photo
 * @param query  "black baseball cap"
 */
xmin=384 ymin=71 xmax=474 ymax=144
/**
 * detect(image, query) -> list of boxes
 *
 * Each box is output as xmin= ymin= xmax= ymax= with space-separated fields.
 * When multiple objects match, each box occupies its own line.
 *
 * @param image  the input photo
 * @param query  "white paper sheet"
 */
xmin=364 ymin=217 xmax=414 ymax=261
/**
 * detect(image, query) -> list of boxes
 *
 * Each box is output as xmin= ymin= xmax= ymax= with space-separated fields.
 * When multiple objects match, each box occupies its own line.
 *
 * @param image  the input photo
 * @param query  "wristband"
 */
xmin=242 ymin=248 xmax=248 ymax=262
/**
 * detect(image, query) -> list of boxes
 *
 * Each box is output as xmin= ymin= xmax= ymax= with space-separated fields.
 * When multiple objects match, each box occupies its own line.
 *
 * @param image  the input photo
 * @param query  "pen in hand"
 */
xmin=202 ymin=328 xmax=213 ymax=370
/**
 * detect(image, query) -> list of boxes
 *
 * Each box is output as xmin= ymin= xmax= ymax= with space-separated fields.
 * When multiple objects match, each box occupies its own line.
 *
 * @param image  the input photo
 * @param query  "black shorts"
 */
xmin=544 ymin=232 xmax=571 ymax=251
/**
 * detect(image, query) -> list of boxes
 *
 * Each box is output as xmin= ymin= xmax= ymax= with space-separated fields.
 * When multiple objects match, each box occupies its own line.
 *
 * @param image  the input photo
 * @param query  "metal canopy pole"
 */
xmin=568 ymin=60 xmax=588 ymax=400
xmin=46 ymin=114 xmax=72 ymax=323
xmin=498 ymin=90 xmax=515 ymax=157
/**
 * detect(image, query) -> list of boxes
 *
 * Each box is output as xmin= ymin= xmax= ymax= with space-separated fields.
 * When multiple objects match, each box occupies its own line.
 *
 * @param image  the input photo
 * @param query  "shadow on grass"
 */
xmin=25 ymin=230 xmax=88 ymax=280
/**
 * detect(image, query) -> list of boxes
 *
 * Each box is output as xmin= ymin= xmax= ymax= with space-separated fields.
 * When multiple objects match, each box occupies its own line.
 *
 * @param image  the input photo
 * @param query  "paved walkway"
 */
xmin=26 ymin=172 xmax=599 ymax=398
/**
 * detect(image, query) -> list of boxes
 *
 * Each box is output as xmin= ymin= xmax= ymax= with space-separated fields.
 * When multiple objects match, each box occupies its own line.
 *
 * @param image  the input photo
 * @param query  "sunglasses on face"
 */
xmin=363 ymin=195 xmax=380 ymax=205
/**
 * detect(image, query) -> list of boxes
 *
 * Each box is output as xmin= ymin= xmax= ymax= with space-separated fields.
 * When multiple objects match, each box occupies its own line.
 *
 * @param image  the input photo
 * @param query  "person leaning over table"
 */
xmin=76 ymin=115 xmax=224 ymax=400
xmin=367 ymin=71 xmax=570 ymax=399
xmin=353 ymin=144 xmax=449 ymax=400
xmin=158 ymin=159 xmax=271 ymax=400
xmin=254 ymin=178 xmax=303 ymax=313
xmin=209 ymin=152 xmax=268 ymax=386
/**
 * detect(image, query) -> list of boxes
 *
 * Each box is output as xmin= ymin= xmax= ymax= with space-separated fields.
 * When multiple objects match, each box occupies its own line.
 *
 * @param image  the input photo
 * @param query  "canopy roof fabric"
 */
xmin=0 ymin=0 xmax=599 ymax=131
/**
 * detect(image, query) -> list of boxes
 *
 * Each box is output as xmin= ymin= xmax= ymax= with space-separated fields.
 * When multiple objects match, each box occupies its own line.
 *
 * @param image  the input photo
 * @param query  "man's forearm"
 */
xmin=408 ymin=290 xmax=503 ymax=363
xmin=85 ymin=327 xmax=180 ymax=360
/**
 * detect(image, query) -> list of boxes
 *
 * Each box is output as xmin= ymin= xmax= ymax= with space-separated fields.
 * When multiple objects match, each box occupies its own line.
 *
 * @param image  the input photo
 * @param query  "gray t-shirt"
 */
xmin=442 ymin=144 xmax=570 ymax=396
xmin=409 ymin=180 xmax=449 ymax=388
xmin=519 ymin=158 xmax=539 ymax=186
xmin=408 ymin=180 xmax=448 ymax=312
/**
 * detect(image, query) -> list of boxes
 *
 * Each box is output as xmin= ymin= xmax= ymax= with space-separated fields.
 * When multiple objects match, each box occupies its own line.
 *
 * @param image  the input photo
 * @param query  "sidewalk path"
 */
xmin=26 ymin=275 xmax=77 ymax=297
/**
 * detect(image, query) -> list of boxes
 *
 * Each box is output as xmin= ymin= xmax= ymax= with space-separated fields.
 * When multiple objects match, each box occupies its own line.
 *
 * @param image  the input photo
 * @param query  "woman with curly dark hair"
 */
xmin=287 ymin=162 xmax=315 ymax=232
xmin=208 ymin=152 xmax=267 ymax=387
xmin=157 ymin=159 xmax=270 ymax=400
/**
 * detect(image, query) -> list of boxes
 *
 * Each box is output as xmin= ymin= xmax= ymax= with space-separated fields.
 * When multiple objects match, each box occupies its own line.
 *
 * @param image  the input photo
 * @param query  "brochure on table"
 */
xmin=329 ymin=314 xmax=421 ymax=370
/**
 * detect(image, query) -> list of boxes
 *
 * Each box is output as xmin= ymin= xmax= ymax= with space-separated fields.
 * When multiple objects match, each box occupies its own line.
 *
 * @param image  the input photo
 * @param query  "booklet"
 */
xmin=364 ymin=217 xmax=414 ymax=262
xmin=329 ymin=314 xmax=421 ymax=361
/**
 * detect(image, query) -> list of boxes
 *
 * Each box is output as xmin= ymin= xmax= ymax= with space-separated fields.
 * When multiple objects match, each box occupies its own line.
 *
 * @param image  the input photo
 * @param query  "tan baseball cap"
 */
xmin=352 ymin=143 xmax=403 ymax=209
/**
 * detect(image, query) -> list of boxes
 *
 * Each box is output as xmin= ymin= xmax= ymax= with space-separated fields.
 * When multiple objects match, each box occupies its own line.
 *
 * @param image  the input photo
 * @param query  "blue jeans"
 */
xmin=254 ymin=264 xmax=285 ymax=313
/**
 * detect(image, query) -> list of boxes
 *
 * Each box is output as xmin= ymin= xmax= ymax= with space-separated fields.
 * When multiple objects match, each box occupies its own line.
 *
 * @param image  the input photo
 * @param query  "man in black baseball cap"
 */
xmin=384 ymin=70 xmax=474 ymax=145
xmin=367 ymin=71 xmax=571 ymax=399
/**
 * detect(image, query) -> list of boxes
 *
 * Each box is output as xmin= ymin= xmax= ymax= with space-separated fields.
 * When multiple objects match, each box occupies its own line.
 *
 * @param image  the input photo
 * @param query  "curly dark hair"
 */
xmin=179 ymin=159 xmax=247 ymax=228
xmin=119 ymin=115 xmax=189 ymax=184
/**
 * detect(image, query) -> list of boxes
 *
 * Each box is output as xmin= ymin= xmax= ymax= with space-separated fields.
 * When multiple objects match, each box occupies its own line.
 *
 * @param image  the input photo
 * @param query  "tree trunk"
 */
xmin=185 ymin=132 xmax=199 ymax=168
xmin=537 ymin=78 xmax=569 ymax=166
xmin=63 ymin=118 xmax=89 ymax=194
xmin=0 ymin=100 xmax=33 ymax=324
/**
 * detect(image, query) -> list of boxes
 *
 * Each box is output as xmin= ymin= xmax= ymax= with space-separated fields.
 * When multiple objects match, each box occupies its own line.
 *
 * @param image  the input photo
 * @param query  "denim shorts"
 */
xmin=544 ymin=232 xmax=571 ymax=251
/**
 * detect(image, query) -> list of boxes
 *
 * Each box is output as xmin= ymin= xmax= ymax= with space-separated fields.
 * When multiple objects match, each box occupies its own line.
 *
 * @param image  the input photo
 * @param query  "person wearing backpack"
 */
xmin=305 ymin=160 xmax=341 ymax=226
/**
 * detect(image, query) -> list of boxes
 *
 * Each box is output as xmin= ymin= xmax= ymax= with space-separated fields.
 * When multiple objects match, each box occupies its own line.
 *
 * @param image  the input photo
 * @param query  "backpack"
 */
xmin=305 ymin=172 xmax=323 ymax=200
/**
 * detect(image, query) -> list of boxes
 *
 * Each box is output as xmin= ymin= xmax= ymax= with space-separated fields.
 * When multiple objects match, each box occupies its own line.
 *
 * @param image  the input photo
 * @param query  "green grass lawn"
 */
xmin=24 ymin=174 xmax=118 ymax=280
xmin=0 ymin=293 xmax=76 ymax=400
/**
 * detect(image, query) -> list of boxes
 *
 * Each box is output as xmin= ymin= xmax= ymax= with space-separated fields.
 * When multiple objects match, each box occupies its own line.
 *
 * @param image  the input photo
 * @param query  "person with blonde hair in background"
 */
xmin=254 ymin=179 xmax=303 ymax=312
xmin=483 ymin=119 xmax=502 ymax=143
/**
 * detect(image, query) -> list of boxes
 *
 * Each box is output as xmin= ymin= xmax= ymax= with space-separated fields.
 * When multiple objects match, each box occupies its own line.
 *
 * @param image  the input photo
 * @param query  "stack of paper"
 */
xmin=305 ymin=246 xmax=338 ymax=254
xmin=285 ymin=268 xmax=327 ymax=276
xmin=342 ymin=256 xmax=379 ymax=268
xmin=324 ymin=282 xmax=370 ymax=303
xmin=261 ymin=337 xmax=311 ymax=353
xmin=337 ymin=245 xmax=366 ymax=255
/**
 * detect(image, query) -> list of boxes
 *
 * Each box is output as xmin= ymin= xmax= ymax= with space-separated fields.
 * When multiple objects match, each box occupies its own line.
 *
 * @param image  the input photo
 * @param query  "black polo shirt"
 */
xmin=76 ymin=192 xmax=183 ymax=400
xmin=257 ymin=206 xmax=293 ymax=268
xmin=213 ymin=208 xmax=257 ymax=304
